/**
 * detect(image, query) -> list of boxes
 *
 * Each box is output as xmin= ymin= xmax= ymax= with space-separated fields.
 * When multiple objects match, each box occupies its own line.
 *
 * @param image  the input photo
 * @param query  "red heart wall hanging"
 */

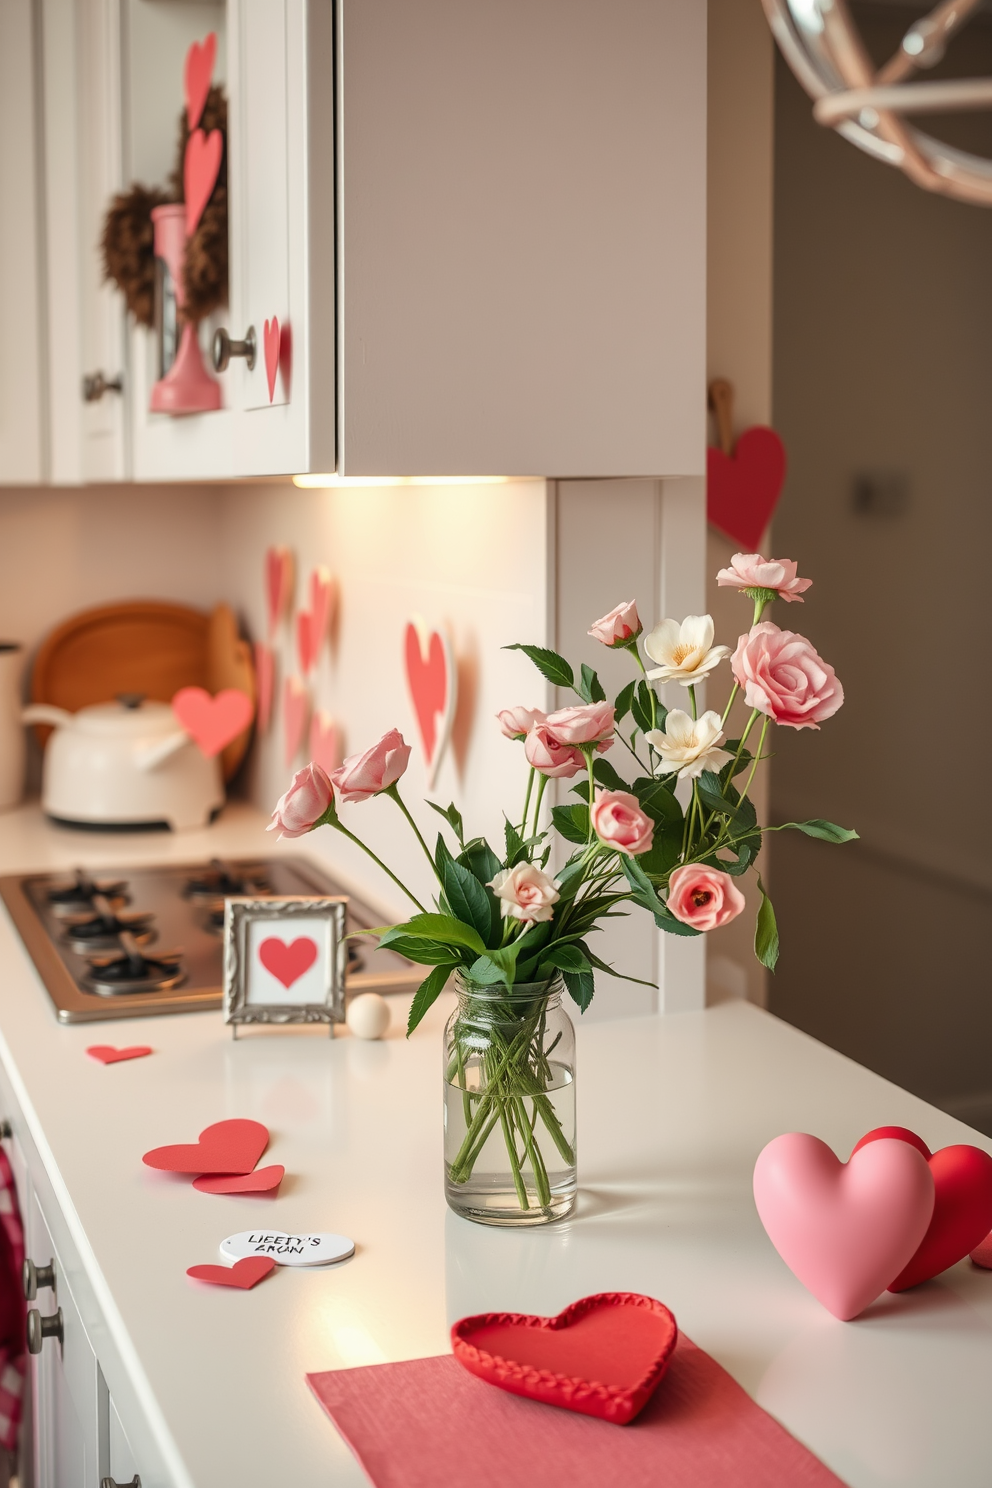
xmin=193 ymin=1165 xmax=285 ymax=1195
xmin=309 ymin=710 xmax=340 ymax=777
xmin=852 ymin=1127 xmax=992 ymax=1290
xmin=187 ymin=1257 xmax=275 ymax=1290
xmin=184 ymin=128 xmax=223 ymax=237
xmin=452 ymin=1294 xmax=678 ymax=1425
xmin=296 ymin=611 xmax=314 ymax=675
xmin=283 ymin=676 xmax=309 ymax=766
xmin=172 ymin=687 xmax=254 ymax=759
xmin=308 ymin=568 xmax=335 ymax=656
xmin=254 ymin=642 xmax=275 ymax=734
xmin=265 ymin=547 xmax=294 ymax=637
xmin=705 ymin=377 xmax=787 ymax=551
xmin=143 ymin=1119 xmax=269 ymax=1175
xmin=258 ymin=936 xmax=318 ymax=990
xmin=87 ymin=1045 xmax=152 ymax=1065
xmin=264 ymin=318 xmax=281 ymax=402
xmin=404 ymin=619 xmax=456 ymax=788
xmin=183 ymin=32 xmax=216 ymax=130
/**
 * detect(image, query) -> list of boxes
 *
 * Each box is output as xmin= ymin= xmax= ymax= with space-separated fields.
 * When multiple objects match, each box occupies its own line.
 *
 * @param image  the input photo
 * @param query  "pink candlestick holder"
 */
xmin=149 ymin=203 xmax=221 ymax=415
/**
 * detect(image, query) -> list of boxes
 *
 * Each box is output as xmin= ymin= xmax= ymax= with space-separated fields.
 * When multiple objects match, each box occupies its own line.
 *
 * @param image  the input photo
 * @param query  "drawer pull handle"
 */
xmin=82 ymin=371 xmax=124 ymax=402
xmin=23 ymin=1257 xmax=55 ymax=1300
xmin=26 ymin=1307 xmax=63 ymax=1354
xmin=212 ymin=326 xmax=256 ymax=372
xmin=0 ymin=1119 xmax=11 ymax=1139
xmin=101 ymin=1478 xmax=141 ymax=1487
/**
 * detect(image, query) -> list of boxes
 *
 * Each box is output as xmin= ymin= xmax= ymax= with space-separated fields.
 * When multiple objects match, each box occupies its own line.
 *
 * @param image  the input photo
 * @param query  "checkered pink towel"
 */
xmin=0 ymin=1149 xmax=25 ymax=1454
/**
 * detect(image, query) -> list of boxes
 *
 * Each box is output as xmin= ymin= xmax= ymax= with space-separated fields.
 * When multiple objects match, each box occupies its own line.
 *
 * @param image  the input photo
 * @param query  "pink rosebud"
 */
xmin=496 ymin=706 xmax=546 ymax=740
xmin=716 ymin=553 xmax=811 ymax=603
xmin=590 ymin=788 xmax=654 ymax=856
xmin=544 ymin=702 xmax=615 ymax=746
xmin=267 ymin=762 xmax=334 ymax=838
xmin=588 ymin=601 xmax=642 ymax=647
xmin=731 ymin=622 xmax=843 ymax=730
xmin=330 ymin=728 xmax=412 ymax=803
xmin=524 ymin=722 xmax=587 ymax=779
xmin=667 ymin=865 xmax=745 ymax=931
xmin=489 ymin=863 xmax=560 ymax=924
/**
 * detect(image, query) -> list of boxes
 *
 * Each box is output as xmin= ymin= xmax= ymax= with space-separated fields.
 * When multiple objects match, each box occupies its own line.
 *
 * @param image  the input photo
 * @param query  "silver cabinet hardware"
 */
xmin=82 ymin=372 xmax=124 ymax=402
xmin=0 ymin=1119 xmax=11 ymax=1139
xmin=26 ymin=1307 xmax=63 ymax=1354
xmin=23 ymin=1257 xmax=55 ymax=1300
xmin=212 ymin=326 xmax=256 ymax=372
xmin=101 ymin=1478 xmax=141 ymax=1488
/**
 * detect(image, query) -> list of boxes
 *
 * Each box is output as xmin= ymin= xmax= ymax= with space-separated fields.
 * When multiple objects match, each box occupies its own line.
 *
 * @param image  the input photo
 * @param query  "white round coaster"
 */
xmin=219 ymin=1230 xmax=355 ymax=1267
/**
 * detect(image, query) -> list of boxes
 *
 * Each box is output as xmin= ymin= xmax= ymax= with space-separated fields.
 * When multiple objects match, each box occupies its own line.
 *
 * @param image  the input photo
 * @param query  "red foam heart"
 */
xmin=706 ymin=427 xmax=787 ymax=550
xmin=971 ymin=1232 xmax=992 ymax=1268
xmin=184 ymin=127 xmax=223 ymax=236
xmin=264 ymin=317 xmax=281 ymax=402
xmin=404 ymin=621 xmax=455 ymax=783
xmin=254 ymin=641 xmax=275 ymax=734
xmin=852 ymin=1127 xmax=992 ymax=1290
xmin=283 ymin=676 xmax=309 ymax=765
xmin=193 ymin=1165 xmax=285 ymax=1195
xmin=451 ymin=1294 xmax=677 ymax=1425
xmin=309 ymin=710 xmax=339 ymax=777
xmin=258 ymin=937 xmax=318 ymax=990
xmin=187 ymin=1257 xmax=275 ymax=1290
xmin=183 ymin=32 xmax=216 ymax=130
xmin=172 ymin=686 xmax=254 ymax=758
xmin=265 ymin=547 xmax=294 ymax=636
xmin=143 ymin=1119 xmax=269 ymax=1175
xmin=87 ymin=1045 xmax=152 ymax=1065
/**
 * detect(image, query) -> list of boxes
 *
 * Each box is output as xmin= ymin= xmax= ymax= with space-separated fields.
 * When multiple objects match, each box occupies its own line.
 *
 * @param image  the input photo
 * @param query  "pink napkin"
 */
xmin=307 ymin=1334 xmax=847 ymax=1488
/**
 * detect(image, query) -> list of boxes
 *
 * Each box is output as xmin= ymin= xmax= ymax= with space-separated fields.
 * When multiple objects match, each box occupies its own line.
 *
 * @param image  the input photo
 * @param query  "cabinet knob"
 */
xmin=212 ymin=326 xmax=256 ymax=373
xmin=101 ymin=1478 xmax=141 ymax=1488
xmin=26 ymin=1307 xmax=63 ymax=1354
xmin=82 ymin=371 xmax=124 ymax=402
xmin=0 ymin=1119 xmax=11 ymax=1139
xmin=23 ymin=1257 xmax=55 ymax=1300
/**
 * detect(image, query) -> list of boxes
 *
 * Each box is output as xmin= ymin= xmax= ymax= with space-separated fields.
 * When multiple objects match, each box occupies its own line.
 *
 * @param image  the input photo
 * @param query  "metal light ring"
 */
xmin=764 ymin=0 xmax=992 ymax=205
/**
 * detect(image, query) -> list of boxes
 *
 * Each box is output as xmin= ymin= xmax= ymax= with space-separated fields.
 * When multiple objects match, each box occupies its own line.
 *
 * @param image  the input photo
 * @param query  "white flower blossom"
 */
xmin=645 ymin=710 xmax=733 ymax=781
xmin=643 ymin=615 xmax=730 ymax=687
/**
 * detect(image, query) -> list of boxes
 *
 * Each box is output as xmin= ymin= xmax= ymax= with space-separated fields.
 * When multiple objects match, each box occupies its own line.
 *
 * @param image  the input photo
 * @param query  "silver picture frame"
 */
xmin=223 ymin=896 xmax=348 ymax=1036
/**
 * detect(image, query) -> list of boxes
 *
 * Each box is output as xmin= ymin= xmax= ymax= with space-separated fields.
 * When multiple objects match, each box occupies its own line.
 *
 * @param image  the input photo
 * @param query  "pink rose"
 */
xmin=588 ymin=601 xmax=642 ymax=647
xmin=544 ymin=702 xmax=615 ymax=746
xmin=496 ymin=706 xmax=546 ymax=740
xmin=489 ymin=863 xmax=560 ymax=923
xmin=330 ymin=728 xmax=412 ymax=803
xmin=667 ymin=865 xmax=745 ymax=931
xmin=267 ymin=762 xmax=334 ymax=838
xmin=716 ymin=554 xmax=811 ymax=603
xmin=731 ymin=623 xmax=843 ymax=730
xmin=590 ymin=789 xmax=654 ymax=856
xmin=524 ymin=722 xmax=587 ymax=778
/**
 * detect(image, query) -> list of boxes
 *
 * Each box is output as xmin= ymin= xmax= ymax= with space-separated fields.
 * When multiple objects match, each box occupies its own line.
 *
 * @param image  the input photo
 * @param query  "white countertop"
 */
xmin=0 ymin=802 xmax=990 ymax=1487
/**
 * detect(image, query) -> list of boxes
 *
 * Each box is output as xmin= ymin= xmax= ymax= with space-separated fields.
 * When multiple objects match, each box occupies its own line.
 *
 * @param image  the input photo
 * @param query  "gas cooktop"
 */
xmin=0 ymin=856 xmax=420 ymax=1023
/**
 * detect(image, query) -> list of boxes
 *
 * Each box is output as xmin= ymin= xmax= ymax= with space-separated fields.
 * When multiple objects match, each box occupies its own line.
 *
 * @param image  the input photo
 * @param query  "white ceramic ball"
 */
xmin=346 ymin=992 xmax=390 ymax=1040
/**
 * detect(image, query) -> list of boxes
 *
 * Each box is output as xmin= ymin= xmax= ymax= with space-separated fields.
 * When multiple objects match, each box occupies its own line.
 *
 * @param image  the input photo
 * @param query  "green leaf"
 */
xmin=458 ymin=838 xmax=502 ymax=887
xmin=631 ymin=680 xmax=656 ymax=735
xmin=504 ymin=643 xmax=574 ymax=691
xmin=555 ymin=855 xmax=588 ymax=899
xmin=379 ymin=914 xmax=485 ymax=957
xmin=614 ymin=680 xmax=636 ymax=723
xmin=435 ymin=831 xmax=455 ymax=882
xmin=579 ymin=941 xmax=656 ymax=987
xmin=406 ymin=964 xmax=453 ymax=1036
xmin=777 ymin=819 xmax=859 ymax=844
xmin=563 ymin=966 xmax=595 ymax=1012
xmin=755 ymin=875 xmax=780 ymax=970
xmin=466 ymin=955 xmax=509 ymax=985
xmin=578 ymin=663 xmax=606 ymax=704
xmin=632 ymin=776 xmax=682 ymax=826
xmin=592 ymin=756 xmax=629 ymax=792
xmin=655 ymin=904 xmax=702 ymax=937
xmin=551 ymin=802 xmax=590 ymax=845
xmin=427 ymin=799 xmax=465 ymax=846
xmin=443 ymin=859 xmax=495 ymax=946
xmin=380 ymin=935 xmax=461 ymax=966
xmin=541 ymin=942 xmax=590 ymax=974
xmin=620 ymin=853 xmax=662 ymax=914
xmin=503 ymin=817 xmax=528 ymax=868
xmin=720 ymin=744 xmax=752 ymax=782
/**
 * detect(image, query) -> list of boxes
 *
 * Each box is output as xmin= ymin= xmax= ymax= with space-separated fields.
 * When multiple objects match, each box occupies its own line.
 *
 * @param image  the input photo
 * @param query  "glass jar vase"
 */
xmin=443 ymin=973 xmax=576 ymax=1226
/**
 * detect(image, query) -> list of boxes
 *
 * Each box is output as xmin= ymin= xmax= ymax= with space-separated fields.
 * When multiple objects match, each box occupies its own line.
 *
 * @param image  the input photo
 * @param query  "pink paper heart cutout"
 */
xmin=254 ymin=642 xmax=275 ymax=733
xmin=308 ymin=568 xmax=334 ymax=655
xmin=183 ymin=32 xmax=216 ymax=130
xmin=264 ymin=317 xmax=281 ymax=402
xmin=309 ymin=710 xmax=339 ymax=777
xmin=283 ymin=677 xmax=309 ymax=765
xmin=265 ymin=547 xmax=294 ymax=636
xmin=87 ymin=1045 xmax=152 ymax=1065
xmin=296 ymin=611 xmax=314 ymax=675
xmin=184 ymin=127 xmax=223 ymax=237
xmin=187 ymin=1257 xmax=275 ymax=1290
xmin=193 ymin=1165 xmax=285 ymax=1195
xmin=258 ymin=936 xmax=318 ymax=989
xmin=143 ymin=1119 xmax=269 ymax=1175
xmin=753 ymin=1133 xmax=935 ymax=1320
xmin=404 ymin=622 xmax=455 ymax=784
xmin=172 ymin=686 xmax=254 ymax=758
xmin=706 ymin=427 xmax=787 ymax=551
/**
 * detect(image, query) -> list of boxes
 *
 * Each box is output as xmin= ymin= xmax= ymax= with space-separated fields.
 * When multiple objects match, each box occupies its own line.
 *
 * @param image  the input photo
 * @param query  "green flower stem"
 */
xmin=324 ymin=818 xmax=427 ymax=913
xmin=499 ymin=1105 xmax=530 ymax=1209
xmin=688 ymin=683 xmax=697 ymax=721
xmin=736 ymin=716 xmax=770 ymax=808
xmin=520 ymin=766 xmax=536 ymax=840
xmin=514 ymin=1097 xmax=552 ymax=1206
xmin=531 ymin=772 xmax=549 ymax=838
xmin=631 ymin=647 xmax=659 ymax=774
xmin=721 ymin=681 xmax=740 ymax=728
xmin=384 ymin=783 xmax=441 ymax=884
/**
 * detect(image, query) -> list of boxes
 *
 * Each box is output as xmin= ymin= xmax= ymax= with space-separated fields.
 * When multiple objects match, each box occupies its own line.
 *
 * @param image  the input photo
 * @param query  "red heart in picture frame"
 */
xmin=404 ymin=620 xmax=456 ymax=788
xmin=264 ymin=318 xmax=281 ymax=402
xmin=259 ymin=936 xmax=318 ymax=990
xmin=187 ymin=1257 xmax=275 ymax=1290
xmin=706 ymin=427 xmax=787 ymax=551
xmin=452 ymin=1294 xmax=678 ymax=1425
xmin=143 ymin=1119 xmax=269 ymax=1175
xmin=183 ymin=32 xmax=216 ymax=130
xmin=172 ymin=687 xmax=253 ymax=759
xmin=184 ymin=127 xmax=223 ymax=236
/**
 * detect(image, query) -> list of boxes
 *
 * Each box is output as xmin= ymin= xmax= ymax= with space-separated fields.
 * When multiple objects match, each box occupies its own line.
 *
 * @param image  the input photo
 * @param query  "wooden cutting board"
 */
xmin=30 ymin=601 xmax=256 ymax=781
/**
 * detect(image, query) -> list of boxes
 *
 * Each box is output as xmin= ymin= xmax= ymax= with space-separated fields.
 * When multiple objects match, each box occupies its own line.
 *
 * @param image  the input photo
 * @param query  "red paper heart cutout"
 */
xmin=143 ymin=1119 xmax=269 ymax=1175
xmin=852 ymin=1127 xmax=992 ymax=1290
xmin=187 ymin=1257 xmax=275 ymax=1290
xmin=404 ymin=621 xmax=455 ymax=784
xmin=254 ymin=641 xmax=275 ymax=734
xmin=184 ymin=127 xmax=223 ymax=236
xmin=87 ymin=1045 xmax=152 ymax=1065
xmin=265 ymin=547 xmax=294 ymax=636
xmin=264 ymin=317 xmax=281 ymax=402
xmin=193 ymin=1165 xmax=285 ymax=1195
xmin=183 ymin=32 xmax=216 ymax=130
xmin=308 ymin=568 xmax=334 ymax=654
xmin=172 ymin=686 xmax=254 ymax=758
xmin=283 ymin=676 xmax=309 ymax=765
xmin=452 ymin=1294 xmax=678 ymax=1425
xmin=296 ymin=611 xmax=314 ymax=675
xmin=259 ymin=937 xmax=318 ymax=990
xmin=309 ymin=710 xmax=339 ymax=777
xmin=706 ymin=427 xmax=787 ymax=551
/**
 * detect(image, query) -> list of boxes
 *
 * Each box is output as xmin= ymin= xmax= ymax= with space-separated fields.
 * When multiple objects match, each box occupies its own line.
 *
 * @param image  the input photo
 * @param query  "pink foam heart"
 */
xmin=172 ymin=687 xmax=254 ymax=759
xmin=283 ymin=677 xmax=309 ymax=765
xmin=404 ymin=620 xmax=456 ymax=787
xmin=254 ymin=641 xmax=275 ymax=734
xmin=259 ymin=936 xmax=318 ymax=989
xmin=753 ymin=1133 xmax=935 ymax=1320
xmin=296 ymin=611 xmax=314 ymax=675
xmin=87 ymin=1045 xmax=152 ymax=1065
xmin=308 ymin=568 xmax=334 ymax=656
xmin=193 ymin=1165 xmax=285 ymax=1195
xmin=264 ymin=317 xmax=281 ymax=402
xmin=187 ymin=1257 xmax=275 ymax=1290
xmin=707 ymin=427 xmax=787 ymax=550
xmin=309 ymin=710 xmax=339 ymax=777
xmin=184 ymin=127 xmax=223 ymax=237
xmin=265 ymin=547 xmax=294 ymax=637
xmin=183 ymin=32 xmax=216 ymax=130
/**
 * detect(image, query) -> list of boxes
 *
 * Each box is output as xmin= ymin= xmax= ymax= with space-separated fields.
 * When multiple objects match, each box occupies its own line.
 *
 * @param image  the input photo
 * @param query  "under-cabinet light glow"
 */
xmin=292 ymin=474 xmax=514 ymax=489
